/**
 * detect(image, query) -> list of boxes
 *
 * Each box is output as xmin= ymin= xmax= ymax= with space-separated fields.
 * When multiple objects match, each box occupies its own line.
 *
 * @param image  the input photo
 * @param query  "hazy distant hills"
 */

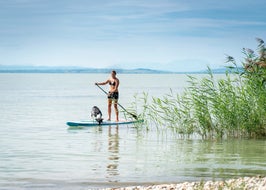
xmin=0 ymin=65 xmax=231 ymax=74
xmin=0 ymin=65 xmax=171 ymax=74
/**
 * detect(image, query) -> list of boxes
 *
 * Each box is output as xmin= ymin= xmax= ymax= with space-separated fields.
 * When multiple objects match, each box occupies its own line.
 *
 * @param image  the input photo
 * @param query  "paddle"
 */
xmin=95 ymin=84 xmax=138 ymax=120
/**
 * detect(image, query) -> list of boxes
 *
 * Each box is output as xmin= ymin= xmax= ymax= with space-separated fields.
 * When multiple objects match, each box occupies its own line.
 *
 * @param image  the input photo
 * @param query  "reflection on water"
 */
xmin=106 ymin=125 xmax=120 ymax=181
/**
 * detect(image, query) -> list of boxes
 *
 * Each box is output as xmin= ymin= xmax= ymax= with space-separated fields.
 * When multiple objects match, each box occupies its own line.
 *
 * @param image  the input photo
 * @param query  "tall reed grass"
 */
xmin=129 ymin=38 xmax=266 ymax=139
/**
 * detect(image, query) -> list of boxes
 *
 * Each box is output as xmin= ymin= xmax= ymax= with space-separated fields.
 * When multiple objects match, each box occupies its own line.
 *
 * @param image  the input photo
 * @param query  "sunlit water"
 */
xmin=0 ymin=73 xmax=265 ymax=190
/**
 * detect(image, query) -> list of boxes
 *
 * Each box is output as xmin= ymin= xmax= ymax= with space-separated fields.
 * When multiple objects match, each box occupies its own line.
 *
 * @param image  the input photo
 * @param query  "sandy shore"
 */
xmin=101 ymin=176 xmax=266 ymax=190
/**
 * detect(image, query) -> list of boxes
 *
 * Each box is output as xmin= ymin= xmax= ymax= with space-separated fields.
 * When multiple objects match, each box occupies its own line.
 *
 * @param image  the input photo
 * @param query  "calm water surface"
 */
xmin=0 ymin=73 xmax=265 ymax=190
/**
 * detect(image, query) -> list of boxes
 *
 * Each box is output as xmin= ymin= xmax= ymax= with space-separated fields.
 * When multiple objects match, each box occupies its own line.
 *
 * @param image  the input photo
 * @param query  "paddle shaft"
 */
xmin=95 ymin=84 xmax=137 ymax=119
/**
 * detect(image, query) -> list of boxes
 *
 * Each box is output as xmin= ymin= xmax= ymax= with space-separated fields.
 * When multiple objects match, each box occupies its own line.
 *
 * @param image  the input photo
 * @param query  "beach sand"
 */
xmin=101 ymin=176 xmax=266 ymax=190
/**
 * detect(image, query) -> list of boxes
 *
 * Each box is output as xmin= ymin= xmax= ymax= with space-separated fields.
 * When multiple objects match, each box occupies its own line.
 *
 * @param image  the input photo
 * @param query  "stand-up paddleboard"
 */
xmin=66 ymin=119 xmax=144 ymax=127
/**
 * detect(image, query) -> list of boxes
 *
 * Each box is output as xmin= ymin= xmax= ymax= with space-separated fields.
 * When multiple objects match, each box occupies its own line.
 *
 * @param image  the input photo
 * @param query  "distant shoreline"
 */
xmin=0 ymin=66 xmax=229 ymax=74
xmin=0 ymin=71 xmax=221 ymax=74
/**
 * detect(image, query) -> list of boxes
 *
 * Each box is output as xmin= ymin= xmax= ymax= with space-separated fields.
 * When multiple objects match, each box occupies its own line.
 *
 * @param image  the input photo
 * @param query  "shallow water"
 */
xmin=0 ymin=73 xmax=265 ymax=189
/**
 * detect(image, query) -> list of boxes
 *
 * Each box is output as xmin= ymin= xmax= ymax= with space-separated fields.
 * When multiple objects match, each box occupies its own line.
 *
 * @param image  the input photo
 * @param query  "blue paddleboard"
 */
xmin=66 ymin=119 xmax=143 ymax=127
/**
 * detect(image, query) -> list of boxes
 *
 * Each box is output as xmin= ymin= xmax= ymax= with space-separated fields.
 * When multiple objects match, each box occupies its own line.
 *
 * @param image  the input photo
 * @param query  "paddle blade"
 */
xmin=131 ymin=113 xmax=138 ymax=120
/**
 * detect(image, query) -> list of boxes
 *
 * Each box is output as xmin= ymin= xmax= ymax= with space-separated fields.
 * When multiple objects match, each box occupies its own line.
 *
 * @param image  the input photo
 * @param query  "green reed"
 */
xmin=130 ymin=38 xmax=266 ymax=139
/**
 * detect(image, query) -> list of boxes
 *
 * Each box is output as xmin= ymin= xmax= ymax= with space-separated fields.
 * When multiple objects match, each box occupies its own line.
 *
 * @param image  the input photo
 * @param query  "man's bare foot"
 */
xmin=107 ymin=118 xmax=111 ymax=121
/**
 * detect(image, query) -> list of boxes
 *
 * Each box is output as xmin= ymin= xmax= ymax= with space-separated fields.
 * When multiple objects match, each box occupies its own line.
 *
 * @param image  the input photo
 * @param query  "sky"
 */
xmin=0 ymin=0 xmax=266 ymax=72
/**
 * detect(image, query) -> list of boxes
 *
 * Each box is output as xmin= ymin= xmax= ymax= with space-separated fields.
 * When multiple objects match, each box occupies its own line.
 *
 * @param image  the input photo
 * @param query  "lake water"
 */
xmin=0 ymin=73 xmax=265 ymax=190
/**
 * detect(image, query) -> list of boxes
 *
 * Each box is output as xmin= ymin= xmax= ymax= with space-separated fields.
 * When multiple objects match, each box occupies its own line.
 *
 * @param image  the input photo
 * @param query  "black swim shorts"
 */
xmin=108 ymin=92 xmax=119 ymax=100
